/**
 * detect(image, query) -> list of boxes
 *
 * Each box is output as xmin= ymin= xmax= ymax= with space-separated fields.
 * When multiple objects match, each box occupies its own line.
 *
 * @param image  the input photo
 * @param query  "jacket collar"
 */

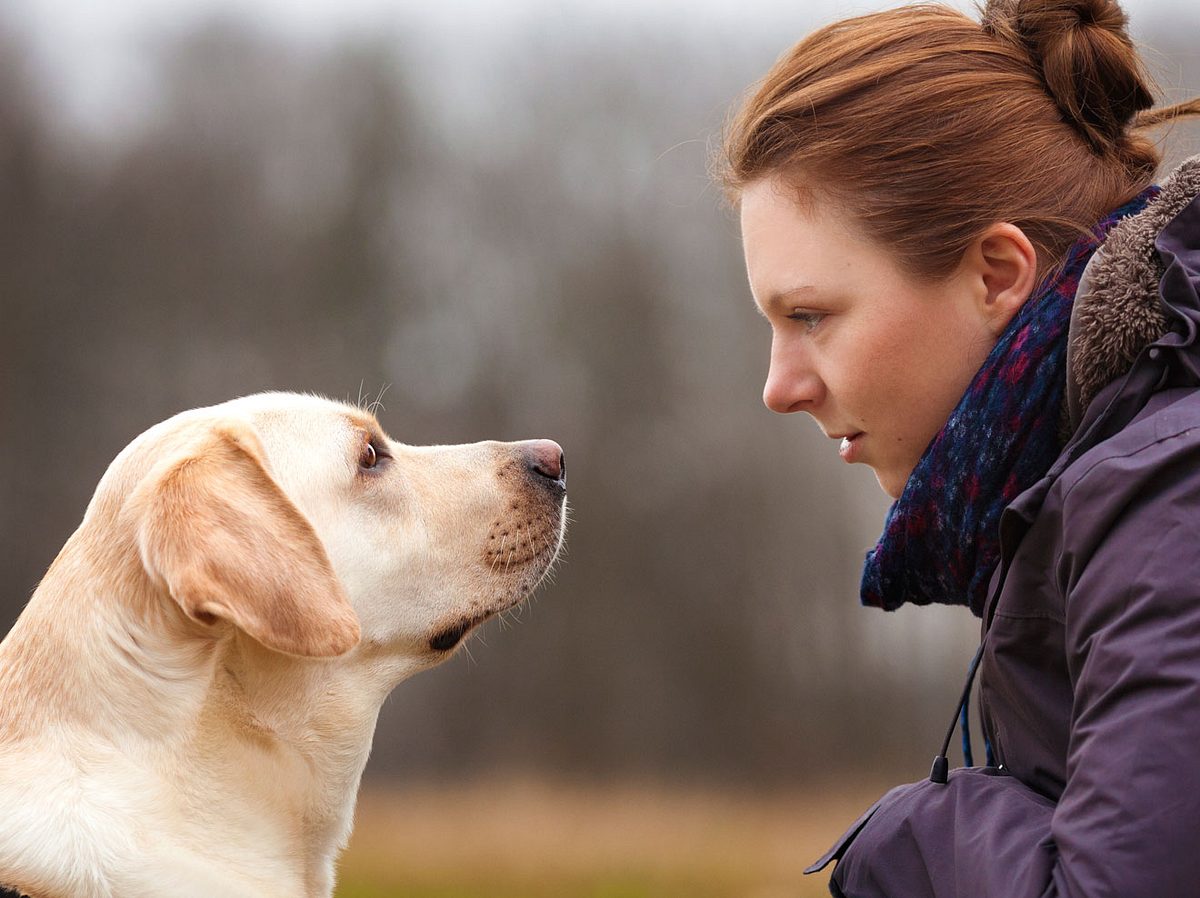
xmin=1001 ymin=156 xmax=1200 ymax=539
xmin=1066 ymin=154 xmax=1200 ymax=432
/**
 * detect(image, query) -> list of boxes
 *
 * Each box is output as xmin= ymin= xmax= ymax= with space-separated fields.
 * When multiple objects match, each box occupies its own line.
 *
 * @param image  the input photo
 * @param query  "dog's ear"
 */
xmin=135 ymin=421 xmax=361 ymax=658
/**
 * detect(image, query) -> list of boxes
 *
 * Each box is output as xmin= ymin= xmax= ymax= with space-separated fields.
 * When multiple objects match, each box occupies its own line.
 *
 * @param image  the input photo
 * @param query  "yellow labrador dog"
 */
xmin=0 ymin=392 xmax=567 ymax=898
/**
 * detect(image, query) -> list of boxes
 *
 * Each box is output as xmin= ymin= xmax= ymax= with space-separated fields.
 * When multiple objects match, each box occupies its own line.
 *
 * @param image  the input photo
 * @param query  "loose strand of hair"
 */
xmin=1136 ymin=98 xmax=1200 ymax=130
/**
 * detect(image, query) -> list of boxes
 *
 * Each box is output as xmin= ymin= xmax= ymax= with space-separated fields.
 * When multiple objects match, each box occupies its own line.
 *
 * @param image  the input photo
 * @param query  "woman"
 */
xmin=724 ymin=1 xmax=1200 ymax=895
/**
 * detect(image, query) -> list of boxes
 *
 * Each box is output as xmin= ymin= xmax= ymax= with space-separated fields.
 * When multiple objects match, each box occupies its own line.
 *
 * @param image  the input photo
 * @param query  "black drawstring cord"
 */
xmin=960 ymin=696 xmax=974 ymax=768
xmin=930 ymin=638 xmax=987 ymax=784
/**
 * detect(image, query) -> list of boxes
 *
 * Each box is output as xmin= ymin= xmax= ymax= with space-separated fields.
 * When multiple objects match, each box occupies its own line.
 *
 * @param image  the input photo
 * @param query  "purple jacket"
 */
xmin=811 ymin=156 xmax=1200 ymax=898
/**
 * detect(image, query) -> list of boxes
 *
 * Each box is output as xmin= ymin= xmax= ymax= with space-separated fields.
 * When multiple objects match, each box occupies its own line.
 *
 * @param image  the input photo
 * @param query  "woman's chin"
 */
xmin=873 ymin=467 xmax=908 ymax=500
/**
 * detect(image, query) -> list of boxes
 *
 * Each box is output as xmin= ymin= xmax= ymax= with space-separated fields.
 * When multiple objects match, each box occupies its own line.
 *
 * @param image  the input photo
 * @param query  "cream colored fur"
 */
xmin=0 ymin=392 xmax=567 ymax=898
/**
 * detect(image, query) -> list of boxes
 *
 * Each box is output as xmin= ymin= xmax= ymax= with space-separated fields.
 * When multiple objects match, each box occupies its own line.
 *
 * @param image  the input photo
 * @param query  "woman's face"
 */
xmin=740 ymin=176 xmax=999 ymax=498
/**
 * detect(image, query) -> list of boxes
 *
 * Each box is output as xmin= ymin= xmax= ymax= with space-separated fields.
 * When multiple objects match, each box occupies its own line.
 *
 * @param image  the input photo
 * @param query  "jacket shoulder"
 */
xmin=1054 ymin=387 xmax=1200 ymax=519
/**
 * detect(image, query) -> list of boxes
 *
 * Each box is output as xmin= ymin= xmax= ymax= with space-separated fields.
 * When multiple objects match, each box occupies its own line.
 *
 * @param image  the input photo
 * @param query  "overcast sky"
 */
xmin=6 ymin=0 xmax=1187 ymax=134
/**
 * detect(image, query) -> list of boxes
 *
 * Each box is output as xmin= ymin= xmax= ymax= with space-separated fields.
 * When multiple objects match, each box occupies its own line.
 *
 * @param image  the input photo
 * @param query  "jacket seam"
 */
xmin=1059 ymin=424 xmax=1200 ymax=503
xmin=992 ymin=609 xmax=1064 ymax=623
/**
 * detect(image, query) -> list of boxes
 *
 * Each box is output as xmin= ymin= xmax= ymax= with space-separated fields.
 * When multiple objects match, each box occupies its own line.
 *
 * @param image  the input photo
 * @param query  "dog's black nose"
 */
xmin=523 ymin=439 xmax=565 ymax=489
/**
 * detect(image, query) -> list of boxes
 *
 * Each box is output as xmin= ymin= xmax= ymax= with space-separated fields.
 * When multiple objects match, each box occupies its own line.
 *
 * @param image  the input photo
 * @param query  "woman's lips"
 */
xmin=838 ymin=433 xmax=863 ymax=462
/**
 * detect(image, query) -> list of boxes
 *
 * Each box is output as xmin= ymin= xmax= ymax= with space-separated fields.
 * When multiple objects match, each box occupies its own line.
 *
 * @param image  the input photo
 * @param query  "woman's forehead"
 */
xmin=740 ymin=176 xmax=890 ymax=301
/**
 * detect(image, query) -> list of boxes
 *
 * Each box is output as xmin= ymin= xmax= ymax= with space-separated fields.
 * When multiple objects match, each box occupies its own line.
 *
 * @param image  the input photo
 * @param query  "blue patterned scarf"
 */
xmin=860 ymin=190 xmax=1157 ymax=615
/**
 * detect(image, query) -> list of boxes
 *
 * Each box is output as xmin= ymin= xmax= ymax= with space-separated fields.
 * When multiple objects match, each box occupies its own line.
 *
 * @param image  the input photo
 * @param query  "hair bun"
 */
xmin=982 ymin=0 xmax=1154 ymax=152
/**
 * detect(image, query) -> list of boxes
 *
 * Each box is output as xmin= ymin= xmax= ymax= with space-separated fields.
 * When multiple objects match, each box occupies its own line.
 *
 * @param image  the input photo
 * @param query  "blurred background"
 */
xmin=1 ymin=0 xmax=1196 ymax=895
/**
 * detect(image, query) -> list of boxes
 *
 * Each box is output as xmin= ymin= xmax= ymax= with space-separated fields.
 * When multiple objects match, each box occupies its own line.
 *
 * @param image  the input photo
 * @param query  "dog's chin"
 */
xmin=428 ymin=558 xmax=563 ymax=655
xmin=429 ymin=509 xmax=566 ymax=655
xmin=425 ymin=581 xmax=536 ymax=654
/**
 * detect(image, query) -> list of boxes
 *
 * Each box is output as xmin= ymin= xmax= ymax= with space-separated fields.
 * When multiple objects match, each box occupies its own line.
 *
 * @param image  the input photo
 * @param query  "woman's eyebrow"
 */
xmin=760 ymin=284 xmax=822 ymax=314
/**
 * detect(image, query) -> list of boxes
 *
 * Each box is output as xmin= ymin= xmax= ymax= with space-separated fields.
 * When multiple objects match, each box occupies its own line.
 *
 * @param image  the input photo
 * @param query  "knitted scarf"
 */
xmin=860 ymin=190 xmax=1157 ymax=615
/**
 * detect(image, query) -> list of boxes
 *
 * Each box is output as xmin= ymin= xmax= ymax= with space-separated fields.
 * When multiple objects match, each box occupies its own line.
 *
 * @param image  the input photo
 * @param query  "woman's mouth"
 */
xmin=837 ymin=433 xmax=864 ymax=463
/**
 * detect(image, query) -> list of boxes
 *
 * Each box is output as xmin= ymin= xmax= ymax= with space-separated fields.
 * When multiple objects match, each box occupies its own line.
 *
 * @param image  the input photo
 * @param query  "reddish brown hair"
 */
xmin=722 ymin=0 xmax=1200 ymax=281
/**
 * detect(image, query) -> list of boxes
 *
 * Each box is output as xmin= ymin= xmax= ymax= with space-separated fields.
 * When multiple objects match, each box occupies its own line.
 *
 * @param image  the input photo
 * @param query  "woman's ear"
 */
xmin=967 ymin=223 xmax=1038 ymax=337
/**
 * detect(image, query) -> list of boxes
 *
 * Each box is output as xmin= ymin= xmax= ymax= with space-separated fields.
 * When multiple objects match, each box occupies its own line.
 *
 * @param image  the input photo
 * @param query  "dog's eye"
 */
xmin=360 ymin=441 xmax=380 ymax=470
xmin=357 ymin=432 xmax=392 ymax=474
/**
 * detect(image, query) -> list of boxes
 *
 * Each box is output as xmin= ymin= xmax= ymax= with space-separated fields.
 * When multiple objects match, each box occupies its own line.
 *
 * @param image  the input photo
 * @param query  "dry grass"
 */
xmin=336 ymin=777 xmax=889 ymax=898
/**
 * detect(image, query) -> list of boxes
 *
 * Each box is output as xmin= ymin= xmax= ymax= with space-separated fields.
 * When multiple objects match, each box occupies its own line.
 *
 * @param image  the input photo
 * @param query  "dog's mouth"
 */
xmin=431 ymin=494 xmax=567 ymax=655
xmin=429 ymin=612 xmax=492 ymax=653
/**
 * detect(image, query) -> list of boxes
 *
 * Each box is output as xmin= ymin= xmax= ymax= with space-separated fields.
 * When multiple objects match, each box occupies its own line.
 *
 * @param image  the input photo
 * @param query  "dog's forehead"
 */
xmin=223 ymin=392 xmax=382 ymax=442
xmin=87 ymin=392 xmax=387 ymax=523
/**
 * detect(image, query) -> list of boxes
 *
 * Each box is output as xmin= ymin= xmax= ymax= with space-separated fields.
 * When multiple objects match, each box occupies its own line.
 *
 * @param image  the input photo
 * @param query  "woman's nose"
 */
xmin=763 ymin=339 xmax=824 ymax=414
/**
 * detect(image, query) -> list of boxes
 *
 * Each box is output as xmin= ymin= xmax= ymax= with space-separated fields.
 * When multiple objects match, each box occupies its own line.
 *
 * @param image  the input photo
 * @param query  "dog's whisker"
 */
xmin=490 ymin=533 xmax=511 ymax=574
xmin=367 ymin=383 xmax=392 ymax=417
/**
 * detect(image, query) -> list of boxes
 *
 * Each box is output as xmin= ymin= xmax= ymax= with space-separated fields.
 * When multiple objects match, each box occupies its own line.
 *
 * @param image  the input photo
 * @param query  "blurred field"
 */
xmin=336 ymin=778 xmax=890 ymax=898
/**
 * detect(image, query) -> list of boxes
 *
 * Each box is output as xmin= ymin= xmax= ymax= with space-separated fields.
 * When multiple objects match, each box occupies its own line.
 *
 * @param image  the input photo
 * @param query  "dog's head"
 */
xmin=103 ymin=392 xmax=566 ymax=670
xmin=0 ymin=392 xmax=566 ymax=895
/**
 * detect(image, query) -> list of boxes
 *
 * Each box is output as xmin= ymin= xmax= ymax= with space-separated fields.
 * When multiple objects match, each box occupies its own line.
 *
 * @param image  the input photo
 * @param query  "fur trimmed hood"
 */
xmin=1066 ymin=155 xmax=1200 ymax=431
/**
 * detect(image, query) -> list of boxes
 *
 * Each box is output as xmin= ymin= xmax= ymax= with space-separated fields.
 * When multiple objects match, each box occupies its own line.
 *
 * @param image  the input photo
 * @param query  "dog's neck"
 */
xmin=201 ymin=637 xmax=397 ymax=893
xmin=0 ymin=533 xmax=400 ymax=898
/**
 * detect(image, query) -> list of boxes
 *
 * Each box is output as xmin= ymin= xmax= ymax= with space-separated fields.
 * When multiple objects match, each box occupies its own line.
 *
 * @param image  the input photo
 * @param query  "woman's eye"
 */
xmin=787 ymin=310 xmax=825 ymax=332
